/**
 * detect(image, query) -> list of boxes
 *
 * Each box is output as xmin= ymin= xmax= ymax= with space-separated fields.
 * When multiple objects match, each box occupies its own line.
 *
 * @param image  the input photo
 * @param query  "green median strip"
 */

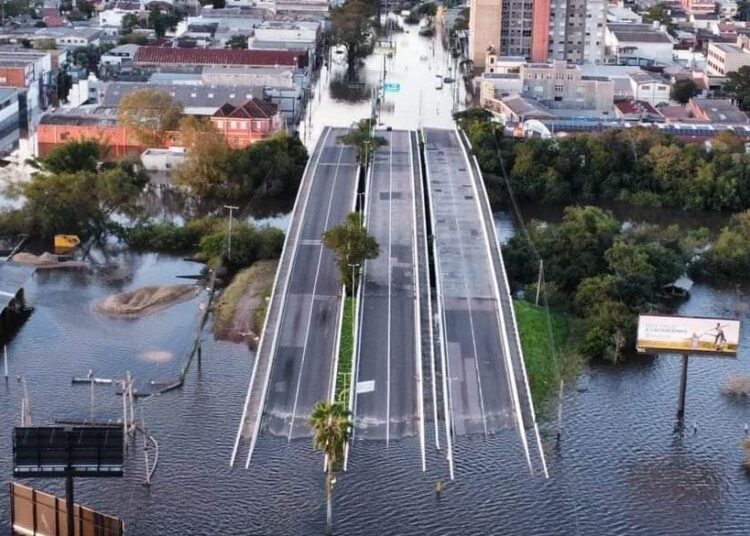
xmin=335 ymin=296 xmax=355 ymax=404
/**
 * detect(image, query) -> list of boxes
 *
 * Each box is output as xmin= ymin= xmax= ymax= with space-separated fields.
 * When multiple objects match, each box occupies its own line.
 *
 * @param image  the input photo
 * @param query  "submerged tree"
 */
xmin=337 ymin=119 xmax=387 ymax=164
xmin=330 ymin=0 xmax=374 ymax=73
xmin=117 ymin=89 xmax=183 ymax=146
xmin=308 ymin=401 xmax=352 ymax=535
xmin=322 ymin=212 xmax=379 ymax=293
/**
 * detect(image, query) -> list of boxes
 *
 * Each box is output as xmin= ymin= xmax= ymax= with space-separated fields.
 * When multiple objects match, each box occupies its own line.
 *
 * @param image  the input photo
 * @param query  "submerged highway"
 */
xmin=349 ymin=130 xmax=427 ymax=468
xmin=233 ymin=124 xmax=546 ymax=479
xmin=423 ymin=128 xmax=546 ymax=477
xmin=232 ymin=127 xmax=358 ymax=466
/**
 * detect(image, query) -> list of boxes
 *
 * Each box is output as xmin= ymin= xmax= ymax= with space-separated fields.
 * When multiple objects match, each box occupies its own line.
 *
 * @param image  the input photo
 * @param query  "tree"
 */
xmin=119 ymin=33 xmax=148 ymax=45
xmin=337 ymin=119 xmax=387 ymax=164
xmin=695 ymin=209 xmax=750 ymax=279
xmin=32 ymin=139 xmax=106 ymax=174
xmin=417 ymin=2 xmax=438 ymax=18
xmin=643 ymin=3 xmax=673 ymax=28
xmin=148 ymin=8 xmax=180 ymax=39
xmin=10 ymin=149 xmax=147 ymax=240
xmin=117 ymin=89 xmax=183 ymax=146
xmin=55 ymin=69 xmax=73 ymax=103
xmin=737 ymin=0 xmax=750 ymax=21
xmin=308 ymin=401 xmax=351 ymax=535
xmin=330 ymin=0 xmax=373 ymax=73
xmin=670 ymin=78 xmax=698 ymax=104
xmin=322 ymin=212 xmax=380 ymax=293
xmin=121 ymin=13 xmax=141 ymax=34
xmin=77 ymin=0 xmax=94 ymax=18
xmin=225 ymin=35 xmax=247 ymax=49
xmin=723 ymin=66 xmax=750 ymax=110
xmin=174 ymin=117 xmax=232 ymax=199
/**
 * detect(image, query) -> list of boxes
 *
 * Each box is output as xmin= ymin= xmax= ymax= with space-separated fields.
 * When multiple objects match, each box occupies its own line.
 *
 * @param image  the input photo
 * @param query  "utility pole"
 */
xmin=224 ymin=205 xmax=239 ymax=261
xmin=535 ymin=259 xmax=544 ymax=306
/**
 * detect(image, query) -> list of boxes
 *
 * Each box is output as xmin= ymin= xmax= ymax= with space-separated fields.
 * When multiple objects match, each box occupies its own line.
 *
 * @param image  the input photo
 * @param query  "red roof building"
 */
xmin=210 ymin=98 xmax=284 ymax=148
xmin=133 ymin=47 xmax=308 ymax=69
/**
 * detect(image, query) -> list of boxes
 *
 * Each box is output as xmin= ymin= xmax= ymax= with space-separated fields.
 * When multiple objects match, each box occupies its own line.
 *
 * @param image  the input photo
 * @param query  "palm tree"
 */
xmin=308 ymin=400 xmax=352 ymax=534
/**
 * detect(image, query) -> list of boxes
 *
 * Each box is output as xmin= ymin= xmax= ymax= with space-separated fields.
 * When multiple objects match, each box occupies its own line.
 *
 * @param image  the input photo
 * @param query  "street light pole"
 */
xmin=348 ymin=263 xmax=360 ymax=296
xmin=224 ymin=205 xmax=239 ymax=261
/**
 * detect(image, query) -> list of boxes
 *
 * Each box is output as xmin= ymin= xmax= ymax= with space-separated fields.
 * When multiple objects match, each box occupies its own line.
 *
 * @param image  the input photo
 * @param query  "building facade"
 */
xmin=706 ymin=40 xmax=750 ymax=76
xmin=521 ymin=60 xmax=614 ymax=109
xmin=210 ymin=99 xmax=283 ymax=148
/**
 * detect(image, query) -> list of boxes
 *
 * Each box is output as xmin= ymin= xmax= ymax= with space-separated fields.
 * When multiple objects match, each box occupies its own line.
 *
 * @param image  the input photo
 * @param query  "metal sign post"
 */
xmin=676 ymin=354 xmax=689 ymax=421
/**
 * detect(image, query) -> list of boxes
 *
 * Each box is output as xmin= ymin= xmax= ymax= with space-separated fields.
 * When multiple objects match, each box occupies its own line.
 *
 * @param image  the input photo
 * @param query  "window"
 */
xmin=554 ymin=84 xmax=564 ymax=92
xmin=230 ymin=121 xmax=238 ymax=129
xmin=60 ymin=132 xmax=70 ymax=140
xmin=642 ymin=85 xmax=650 ymax=90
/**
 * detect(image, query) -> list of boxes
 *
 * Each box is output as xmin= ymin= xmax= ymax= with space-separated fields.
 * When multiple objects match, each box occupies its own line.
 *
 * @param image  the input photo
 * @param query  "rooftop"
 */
xmin=213 ymin=98 xmax=278 ymax=119
xmin=691 ymin=97 xmax=749 ymax=123
xmin=39 ymin=112 xmax=118 ymax=128
xmin=607 ymin=23 xmax=673 ymax=44
xmin=101 ymin=82 xmax=264 ymax=111
xmin=614 ymin=99 xmax=660 ymax=115
xmin=710 ymin=42 xmax=745 ymax=54
xmin=133 ymin=46 xmax=307 ymax=68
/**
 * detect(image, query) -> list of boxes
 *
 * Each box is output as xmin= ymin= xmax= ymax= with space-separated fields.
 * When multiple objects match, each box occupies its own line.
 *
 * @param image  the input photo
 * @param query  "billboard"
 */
xmin=13 ymin=426 xmax=124 ymax=478
xmin=636 ymin=314 xmax=741 ymax=356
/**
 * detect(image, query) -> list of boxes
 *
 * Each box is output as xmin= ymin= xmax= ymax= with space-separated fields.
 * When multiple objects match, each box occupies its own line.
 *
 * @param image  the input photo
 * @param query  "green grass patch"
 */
xmin=514 ymin=299 xmax=582 ymax=412
xmin=335 ymin=296 xmax=355 ymax=404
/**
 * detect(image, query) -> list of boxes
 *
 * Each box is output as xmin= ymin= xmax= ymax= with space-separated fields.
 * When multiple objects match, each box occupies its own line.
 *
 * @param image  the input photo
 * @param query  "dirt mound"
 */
xmin=95 ymin=284 xmax=199 ymax=317
xmin=12 ymin=252 xmax=86 ymax=268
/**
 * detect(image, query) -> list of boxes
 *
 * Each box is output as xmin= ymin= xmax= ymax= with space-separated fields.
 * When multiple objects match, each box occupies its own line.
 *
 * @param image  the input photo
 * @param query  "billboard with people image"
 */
xmin=636 ymin=314 xmax=741 ymax=356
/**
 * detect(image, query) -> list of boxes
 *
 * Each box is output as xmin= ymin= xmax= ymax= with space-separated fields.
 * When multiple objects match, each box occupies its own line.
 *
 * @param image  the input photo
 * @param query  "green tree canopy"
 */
xmin=117 ymin=89 xmax=183 ymax=146
xmin=8 ymin=150 xmax=147 ymax=240
xmin=336 ymin=119 xmax=387 ymax=164
xmin=670 ymin=78 xmax=698 ymax=104
xmin=32 ymin=139 xmax=107 ymax=174
xmin=225 ymin=35 xmax=248 ymax=49
xmin=331 ymin=0 xmax=374 ymax=72
xmin=322 ymin=212 xmax=380 ymax=293
xmin=724 ymin=66 xmax=750 ymax=110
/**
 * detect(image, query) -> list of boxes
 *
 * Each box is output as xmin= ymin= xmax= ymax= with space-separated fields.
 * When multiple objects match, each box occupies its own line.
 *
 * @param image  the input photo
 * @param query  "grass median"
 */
xmin=513 ymin=299 xmax=582 ymax=413
xmin=335 ymin=296 xmax=355 ymax=404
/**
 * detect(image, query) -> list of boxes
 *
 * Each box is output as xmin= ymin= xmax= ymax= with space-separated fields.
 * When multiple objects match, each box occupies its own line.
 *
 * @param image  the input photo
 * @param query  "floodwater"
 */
xmin=2 ymin=21 xmax=750 ymax=536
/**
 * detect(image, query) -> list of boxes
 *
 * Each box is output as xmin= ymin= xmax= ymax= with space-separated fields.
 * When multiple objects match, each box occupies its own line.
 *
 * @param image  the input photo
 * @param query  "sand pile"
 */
xmin=95 ymin=284 xmax=199 ymax=317
xmin=12 ymin=252 xmax=86 ymax=268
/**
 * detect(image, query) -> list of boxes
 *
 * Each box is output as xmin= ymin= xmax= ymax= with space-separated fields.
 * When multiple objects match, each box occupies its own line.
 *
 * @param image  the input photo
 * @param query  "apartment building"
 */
xmin=706 ymin=40 xmax=750 ymax=76
xmin=470 ymin=0 xmax=606 ymax=68
xmin=548 ymin=0 xmax=607 ymax=64
xmin=468 ymin=0 xmax=503 ymax=67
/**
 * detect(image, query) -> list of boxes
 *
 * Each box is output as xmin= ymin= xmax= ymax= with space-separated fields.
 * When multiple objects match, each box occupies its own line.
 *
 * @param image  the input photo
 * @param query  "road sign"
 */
xmin=383 ymin=82 xmax=401 ymax=93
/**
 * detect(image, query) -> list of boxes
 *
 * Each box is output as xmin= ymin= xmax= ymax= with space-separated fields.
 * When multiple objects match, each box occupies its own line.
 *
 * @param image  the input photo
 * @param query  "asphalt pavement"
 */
xmin=353 ymin=130 xmax=421 ymax=443
xmin=263 ymin=127 xmax=359 ymax=439
xmin=423 ymin=128 xmax=516 ymax=437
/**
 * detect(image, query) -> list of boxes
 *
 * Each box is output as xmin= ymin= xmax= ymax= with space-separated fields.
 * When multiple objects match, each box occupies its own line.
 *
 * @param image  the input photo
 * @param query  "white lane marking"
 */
xmin=457 ymin=128 xmax=534 ymax=474
xmin=422 ymin=129 xmax=454 ymax=480
xmin=386 ymin=130 xmax=393 ymax=448
xmin=440 ymin=134 xmax=489 ymax=437
xmin=234 ymin=126 xmax=331 ymax=468
xmin=287 ymin=134 xmax=348 ymax=442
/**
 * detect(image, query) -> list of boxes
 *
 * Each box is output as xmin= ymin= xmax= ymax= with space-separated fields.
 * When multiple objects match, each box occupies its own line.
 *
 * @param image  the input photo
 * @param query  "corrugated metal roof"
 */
xmin=133 ymin=46 xmax=307 ymax=68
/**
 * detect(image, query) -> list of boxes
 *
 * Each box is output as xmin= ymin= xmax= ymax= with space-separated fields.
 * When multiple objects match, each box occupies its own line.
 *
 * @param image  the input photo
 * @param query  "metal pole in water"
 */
xmin=3 ymin=344 xmax=7 ymax=380
xmin=677 ymin=354 xmax=689 ymax=421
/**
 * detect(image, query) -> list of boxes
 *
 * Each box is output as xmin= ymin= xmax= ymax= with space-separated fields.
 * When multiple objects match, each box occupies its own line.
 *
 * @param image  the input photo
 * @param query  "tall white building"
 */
xmin=548 ymin=0 xmax=606 ymax=64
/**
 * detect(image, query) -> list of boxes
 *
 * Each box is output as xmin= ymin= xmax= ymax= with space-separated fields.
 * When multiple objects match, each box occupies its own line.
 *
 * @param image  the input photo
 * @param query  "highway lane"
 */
xmin=353 ymin=130 xmax=420 ymax=444
xmin=263 ymin=127 xmax=359 ymax=439
xmin=423 ymin=128 xmax=516 ymax=437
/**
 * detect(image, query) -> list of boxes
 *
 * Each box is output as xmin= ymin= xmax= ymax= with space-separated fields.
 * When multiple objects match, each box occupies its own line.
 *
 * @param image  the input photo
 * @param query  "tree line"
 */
xmin=457 ymin=109 xmax=750 ymax=212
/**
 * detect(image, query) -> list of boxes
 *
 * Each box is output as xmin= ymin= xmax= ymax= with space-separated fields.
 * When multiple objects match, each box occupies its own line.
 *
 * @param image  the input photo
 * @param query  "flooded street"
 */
xmin=1 ymin=24 xmax=750 ymax=536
